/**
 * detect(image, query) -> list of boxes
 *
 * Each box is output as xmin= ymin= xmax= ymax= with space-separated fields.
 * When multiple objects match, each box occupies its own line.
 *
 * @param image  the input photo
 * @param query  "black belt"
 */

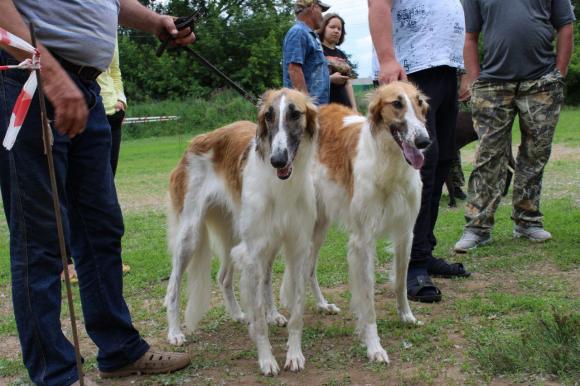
xmin=52 ymin=54 xmax=101 ymax=82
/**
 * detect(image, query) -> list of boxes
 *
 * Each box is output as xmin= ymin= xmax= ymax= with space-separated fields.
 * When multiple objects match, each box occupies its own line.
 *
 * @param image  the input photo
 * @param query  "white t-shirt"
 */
xmin=391 ymin=0 xmax=465 ymax=74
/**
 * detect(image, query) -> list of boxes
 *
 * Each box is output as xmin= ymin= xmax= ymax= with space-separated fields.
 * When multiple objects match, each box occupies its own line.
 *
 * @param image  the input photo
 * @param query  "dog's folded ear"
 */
xmin=257 ymin=90 xmax=274 ymax=140
xmin=367 ymin=88 xmax=384 ymax=126
xmin=417 ymin=93 xmax=430 ymax=119
xmin=305 ymin=98 xmax=319 ymax=139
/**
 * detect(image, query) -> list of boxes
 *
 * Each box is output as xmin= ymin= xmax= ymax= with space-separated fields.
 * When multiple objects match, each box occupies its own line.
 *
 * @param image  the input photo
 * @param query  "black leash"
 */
xmin=157 ymin=14 xmax=258 ymax=105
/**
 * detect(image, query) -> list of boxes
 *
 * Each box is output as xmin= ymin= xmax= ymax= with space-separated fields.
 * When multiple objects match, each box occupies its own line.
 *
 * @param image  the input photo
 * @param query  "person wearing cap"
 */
xmin=369 ymin=0 xmax=471 ymax=303
xmin=282 ymin=0 xmax=331 ymax=105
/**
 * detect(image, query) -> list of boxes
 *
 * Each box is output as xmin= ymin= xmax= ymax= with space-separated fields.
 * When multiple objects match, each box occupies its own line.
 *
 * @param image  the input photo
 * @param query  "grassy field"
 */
xmin=0 ymin=101 xmax=578 ymax=385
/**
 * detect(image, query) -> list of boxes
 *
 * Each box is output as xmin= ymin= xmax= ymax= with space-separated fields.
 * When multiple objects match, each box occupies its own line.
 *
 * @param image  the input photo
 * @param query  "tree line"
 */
xmin=121 ymin=0 xmax=580 ymax=104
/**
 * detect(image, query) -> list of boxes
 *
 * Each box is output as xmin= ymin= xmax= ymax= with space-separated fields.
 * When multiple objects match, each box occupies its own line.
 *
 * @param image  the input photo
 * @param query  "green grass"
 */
xmin=469 ymin=310 xmax=579 ymax=383
xmin=0 ymin=100 xmax=578 ymax=385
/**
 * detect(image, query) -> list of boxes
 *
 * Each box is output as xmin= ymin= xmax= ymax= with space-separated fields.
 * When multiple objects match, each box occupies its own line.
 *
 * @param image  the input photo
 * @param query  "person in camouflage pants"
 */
xmin=465 ymin=70 xmax=565 ymax=232
xmin=455 ymin=0 xmax=574 ymax=252
xmin=449 ymin=152 xmax=465 ymax=193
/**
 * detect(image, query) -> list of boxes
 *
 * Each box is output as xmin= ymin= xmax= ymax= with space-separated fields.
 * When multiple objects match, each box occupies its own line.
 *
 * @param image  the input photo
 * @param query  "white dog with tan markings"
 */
xmin=304 ymin=81 xmax=431 ymax=363
xmin=164 ymin=88 xmax=318 ymax=375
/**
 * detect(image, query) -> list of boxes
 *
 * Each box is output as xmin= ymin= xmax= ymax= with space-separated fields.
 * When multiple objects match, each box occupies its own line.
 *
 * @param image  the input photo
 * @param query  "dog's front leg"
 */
xmin=283 ymin=240 xmax=310 ymax=372
xmin=239 ymin=242 xmax=280 ymax=376
xmin=393 ymin=232 xmax=421 ymax=325
xmin=348 ymin=234 xmax=389 ymax=363
xmin=264 ymin=255 xmax=288 ymax=327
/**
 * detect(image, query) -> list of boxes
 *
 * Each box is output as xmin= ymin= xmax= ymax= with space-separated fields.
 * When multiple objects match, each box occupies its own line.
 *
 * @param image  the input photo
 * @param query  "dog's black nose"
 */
xmin=270 ymin=149 xmax=288 ymax=168
xmin=415 ymin=135 xmax=431 ymax=150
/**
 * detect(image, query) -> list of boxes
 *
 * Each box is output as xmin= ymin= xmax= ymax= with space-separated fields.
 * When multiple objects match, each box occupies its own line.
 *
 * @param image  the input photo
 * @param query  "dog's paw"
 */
xmin=259 ymin=356 xmax=280 ymax=376
xmin=232 ymin=312 xmax=246 ymax=323
xmin=367 ymin=346 xmax=390 ymax=363
xmin=267 ymin=312 xmax=288 ymax=327
xmin=284 ymin=350 xmax=305 ymax=372
xmin=399 ymin=312 xmax=422 ymax=325
xmin=317 ymin=302 xmax=341 ymax=315
xmin=167 ymin=330 xmax=186 ymax=346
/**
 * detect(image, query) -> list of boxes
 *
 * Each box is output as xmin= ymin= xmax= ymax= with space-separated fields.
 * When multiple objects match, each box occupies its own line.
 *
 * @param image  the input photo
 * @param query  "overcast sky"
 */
xmin=326 ymin=0 xmax=372 ymax=78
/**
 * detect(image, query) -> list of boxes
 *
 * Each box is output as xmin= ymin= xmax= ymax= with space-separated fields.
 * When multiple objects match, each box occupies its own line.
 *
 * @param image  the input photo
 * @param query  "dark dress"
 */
xmin=322 ymin=45 xmax=353 ymax=108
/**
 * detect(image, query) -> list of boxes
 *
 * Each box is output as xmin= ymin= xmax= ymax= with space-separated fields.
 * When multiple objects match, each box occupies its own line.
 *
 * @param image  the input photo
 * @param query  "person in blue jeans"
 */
xmin=282 ymin=0 xmax=331 ymax=105
xmin=0 ymin=0 xmax=195 ymax=385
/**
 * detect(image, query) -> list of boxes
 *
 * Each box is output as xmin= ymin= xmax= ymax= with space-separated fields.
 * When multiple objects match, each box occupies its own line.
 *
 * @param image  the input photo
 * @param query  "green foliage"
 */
xmin=123 ymin=90 xmax=257 ymax=139
xmin=120 ymin=0 xmax=294 ymax=102
xmin=565 ymin=17 xmax=580 ymax=104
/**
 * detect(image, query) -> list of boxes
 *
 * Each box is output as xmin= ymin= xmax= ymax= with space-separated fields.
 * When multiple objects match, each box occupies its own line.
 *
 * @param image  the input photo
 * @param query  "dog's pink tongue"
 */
xmin=402 ymin=143 xmax=424 ymax=170
xmin=277 ymin=164 xmax=293 ymax=180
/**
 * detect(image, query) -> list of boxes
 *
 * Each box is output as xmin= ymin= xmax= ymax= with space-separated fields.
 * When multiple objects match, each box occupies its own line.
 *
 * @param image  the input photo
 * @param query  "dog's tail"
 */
xmin=184 ymin=224 xmax=212 ymax=332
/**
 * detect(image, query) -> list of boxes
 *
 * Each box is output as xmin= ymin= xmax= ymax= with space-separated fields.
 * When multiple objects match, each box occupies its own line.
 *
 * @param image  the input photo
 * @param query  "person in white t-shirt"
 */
xmin=369 ymin=0 xmax=471 ymax=303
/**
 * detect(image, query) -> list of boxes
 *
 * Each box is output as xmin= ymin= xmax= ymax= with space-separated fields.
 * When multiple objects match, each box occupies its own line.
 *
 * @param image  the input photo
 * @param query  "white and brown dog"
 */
xmin=304 ymin=81 xmax=431 ymax=363
xmin=164 ymin=88 xmax=318 ymax=375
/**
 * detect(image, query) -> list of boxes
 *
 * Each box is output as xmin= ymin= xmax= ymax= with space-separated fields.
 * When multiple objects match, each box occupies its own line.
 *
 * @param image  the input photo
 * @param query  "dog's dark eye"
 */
xmin=392 ymin=100 xmax=404 ymax=109
xmin=290 ymin=110 xmax=302 ymax=120
xmin=417 ymin=98 xmax=423 ymax=107
xmin=265 ymin=111 xmax=274 ymax=122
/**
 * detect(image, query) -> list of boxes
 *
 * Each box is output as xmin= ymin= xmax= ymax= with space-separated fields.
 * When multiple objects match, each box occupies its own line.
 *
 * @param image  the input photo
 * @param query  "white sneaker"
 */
xmin=454 ymin=230 xmax=492 ymax=253
xmin=513 ymin=225 xmax=552 ymax=242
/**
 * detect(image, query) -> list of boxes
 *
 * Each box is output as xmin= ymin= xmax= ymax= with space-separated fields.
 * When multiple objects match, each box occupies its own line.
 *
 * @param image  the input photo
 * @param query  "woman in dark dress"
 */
xmin=318 ymin=13 xmax=358 ymax=111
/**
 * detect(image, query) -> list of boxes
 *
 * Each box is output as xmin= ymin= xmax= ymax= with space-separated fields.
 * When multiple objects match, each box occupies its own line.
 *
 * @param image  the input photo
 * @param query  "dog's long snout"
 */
xmin=415 ymin=134 xmax=431 ymax=150
xmin=271 ymin=149 xmax=288 ymax=168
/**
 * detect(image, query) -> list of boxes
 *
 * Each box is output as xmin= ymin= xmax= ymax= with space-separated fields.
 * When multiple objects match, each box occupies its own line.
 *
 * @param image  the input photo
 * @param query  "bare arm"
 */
xmin=0 ymin=0 xmax=88 ymax=137
xmin=368 ymin=0 xmax=406 ymax=84
xmin=459 ymin=32 xmax=480 ymax=101
xmin=555 ymin=23 xmax=573 ymax=77
xmin=119 ymin=0 xmax=195 ymax=45
xmin=288 ymin=63 xmax=308 ymax=94
xmin=346 ymin=79 xmax=358 ymax=112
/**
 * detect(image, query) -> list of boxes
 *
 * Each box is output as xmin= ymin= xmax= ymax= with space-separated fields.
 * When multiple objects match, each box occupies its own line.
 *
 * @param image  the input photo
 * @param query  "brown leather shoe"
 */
xmin=71 ymin=377 xmax=98 ymax=386
xmin=99 ymin=350 xmax=190 ymax=378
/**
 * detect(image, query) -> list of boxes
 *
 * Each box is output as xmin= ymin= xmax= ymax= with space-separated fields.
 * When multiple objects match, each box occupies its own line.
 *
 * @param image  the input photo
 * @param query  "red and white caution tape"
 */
xmin=3 ymin=73 xmax=37 ymax=148
xmin=0 ymin=27 xmax=39 ymax=150
xmin=122 ymin=116 xmax=180 ymax=125
xmin=0 ymin=58 xmax=39 ymax=71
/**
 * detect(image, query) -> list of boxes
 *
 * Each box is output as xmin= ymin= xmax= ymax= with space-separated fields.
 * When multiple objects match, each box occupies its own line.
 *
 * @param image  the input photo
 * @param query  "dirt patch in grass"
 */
xmin=118 ymin=192 xmax=167 ymax=214
xmin=0 ymin=336 xmax=21 ymax=361
xmin=0 ymin=266 xmax=576 ymax=385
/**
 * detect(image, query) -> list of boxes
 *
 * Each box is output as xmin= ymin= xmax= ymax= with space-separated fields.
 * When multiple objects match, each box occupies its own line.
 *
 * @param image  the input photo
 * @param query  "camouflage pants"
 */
xmin=449 ymin=151 xmax=465 ymax=189
xmin=465 ymin=69 xmax=565 ymax=232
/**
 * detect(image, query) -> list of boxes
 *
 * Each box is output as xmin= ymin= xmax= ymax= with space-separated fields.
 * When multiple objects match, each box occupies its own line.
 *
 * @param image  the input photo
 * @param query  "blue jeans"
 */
xmin=0 ymin=56 xmax=149 ymax=386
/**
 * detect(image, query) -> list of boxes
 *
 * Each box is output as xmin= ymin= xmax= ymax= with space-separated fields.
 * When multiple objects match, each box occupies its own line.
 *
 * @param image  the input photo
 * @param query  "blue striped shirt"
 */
xmin=15 ymin=0 xmax=119 ymax=71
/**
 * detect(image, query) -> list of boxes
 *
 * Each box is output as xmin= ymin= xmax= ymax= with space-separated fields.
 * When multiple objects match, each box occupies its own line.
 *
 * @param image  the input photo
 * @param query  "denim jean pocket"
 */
xmin=1 ymin=68 xmax=30 ymax=89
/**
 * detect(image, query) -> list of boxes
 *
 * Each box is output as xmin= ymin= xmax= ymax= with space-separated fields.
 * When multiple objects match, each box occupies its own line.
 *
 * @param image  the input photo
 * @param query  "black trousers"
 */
xmin=408 ymin=66 xmax=458 ymax=266
xmin=108 ymin=109 xmax=125 ymax=176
